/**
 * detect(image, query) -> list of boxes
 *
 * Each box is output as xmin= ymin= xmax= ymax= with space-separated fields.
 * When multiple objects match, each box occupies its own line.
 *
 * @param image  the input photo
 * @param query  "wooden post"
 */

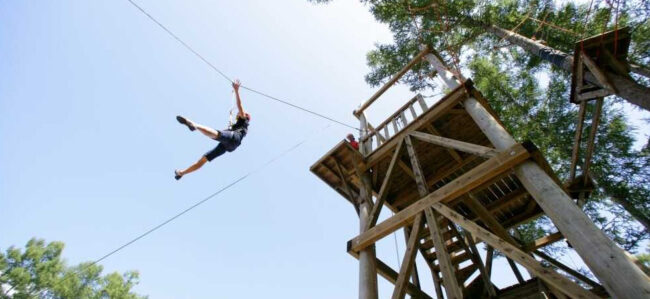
xmin=404 ymin=135 xmax=463 ymax=298
xmin=358 ymin=114 xmax=378 ymax=299
xmin=465 ymin=232 xmax=497 ymax=298
xmin=569 ymin=101 xmax=587 ymax=181
xmin=431 ymin=202 xmax=597 ymax=299
xmin=354 ymin=47 xmax=430 ymax=117
xmin=485 ymin=25 xmax=650 ymax=111
xmin=462 ymin=95 xmax=650 ymax=298
xmin=422 ymin=49 xmax=649 ymax=297
xmin=582 ymin=98 xmax=603 ymax=184
xmin=392 ymin=214 xmax=424 ymax=299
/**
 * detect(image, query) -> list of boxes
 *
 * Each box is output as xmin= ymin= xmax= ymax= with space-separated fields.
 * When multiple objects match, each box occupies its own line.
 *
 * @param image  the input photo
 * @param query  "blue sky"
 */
xmin=2 ymin=1 xmax=647 ymax=298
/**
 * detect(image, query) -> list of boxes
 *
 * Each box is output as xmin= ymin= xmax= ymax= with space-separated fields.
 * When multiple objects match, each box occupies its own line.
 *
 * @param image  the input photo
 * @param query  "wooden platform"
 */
xmin=570 ymin=27 xmax=631 ymax=103
xmin=310 ymin=81 xmax=570 ymax=292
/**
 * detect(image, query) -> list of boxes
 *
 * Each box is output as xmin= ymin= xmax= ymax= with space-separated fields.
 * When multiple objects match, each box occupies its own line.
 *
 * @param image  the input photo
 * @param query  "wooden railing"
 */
xmin=360 ymin=94 xmax=430 ymax=153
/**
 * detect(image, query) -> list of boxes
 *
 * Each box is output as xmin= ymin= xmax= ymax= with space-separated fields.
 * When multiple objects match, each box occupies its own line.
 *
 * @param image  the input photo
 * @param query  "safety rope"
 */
xmin=125 ymin=0 xmax=359 ymax=131
xmin=55 ymin=123 xmax=332 ymax=286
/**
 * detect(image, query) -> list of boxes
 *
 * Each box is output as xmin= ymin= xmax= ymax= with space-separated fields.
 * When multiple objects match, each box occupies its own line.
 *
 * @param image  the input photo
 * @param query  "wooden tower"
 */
xmin=310 ymin=46 xmax=650 ymax=299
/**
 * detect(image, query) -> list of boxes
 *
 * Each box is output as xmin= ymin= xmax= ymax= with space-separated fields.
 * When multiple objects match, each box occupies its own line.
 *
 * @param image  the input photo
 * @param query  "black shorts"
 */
xmin=204 ymin=130 xmax=243 ymax=161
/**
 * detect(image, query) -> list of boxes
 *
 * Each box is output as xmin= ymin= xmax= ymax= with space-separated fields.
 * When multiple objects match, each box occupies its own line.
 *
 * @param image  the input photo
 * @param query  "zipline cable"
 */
xmin=125 ymin=0 xmax=359 ymax=131
xmin=57 ymin=123 xmax=332 ymax=285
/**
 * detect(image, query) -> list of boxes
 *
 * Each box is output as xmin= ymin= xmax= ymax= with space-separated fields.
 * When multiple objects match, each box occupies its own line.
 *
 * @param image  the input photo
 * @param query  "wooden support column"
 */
xmin=533 ymin=250 xmax=604 ymax=291
xmin=365 ymin=139 xmax=404 ymax=230
xmin=485 ymin=246 xmax=494 ymax=278
xmin=348 ymin=143 xmax=531 ymax=253
xmin=426 ymin=208 xmax=463 ymax=299
xmin=402 ymin=226 xmax=422 ymax=288
xmin=357 ymin=114 xmax=378 ymax=299
xmin=569 ymin=101 xmax=587 ymax=181
xmin=404 ymin=135 xmax=463 ymax=298
xmin=582 ymin=98 xmax=603 ymax=184
xmin=465 ymin=232 xmax=497 ymax=298
xmin=507 ymin=257 xmax=526 ymax=284
xmin=431 ymin=202 xmax=597 ymax=299
xmin=392 ymin=214 xmax=424 ymax=299
xmin=463 ymin=95 xmax=650 ymax=298
xmin=348 ymin=253 xmax=432 ymax=299
xmin=410 ymin=131 xmax=497 ymax=158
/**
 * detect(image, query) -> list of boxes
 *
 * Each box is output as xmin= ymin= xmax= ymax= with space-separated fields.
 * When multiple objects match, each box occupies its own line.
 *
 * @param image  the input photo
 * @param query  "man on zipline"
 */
xmin=174 ymin=79 xmax=250 ymax=180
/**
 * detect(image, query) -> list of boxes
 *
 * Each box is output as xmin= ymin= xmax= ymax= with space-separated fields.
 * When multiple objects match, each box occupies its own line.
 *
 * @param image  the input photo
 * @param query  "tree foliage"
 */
xmin=0 ymin=239 xmax=146 ymax=299
xmin=312 ymin=0 xmax=650 ymax=255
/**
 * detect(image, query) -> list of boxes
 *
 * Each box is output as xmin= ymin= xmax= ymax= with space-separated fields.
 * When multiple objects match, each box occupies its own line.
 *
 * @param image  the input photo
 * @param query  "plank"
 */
xmin=392 ymin=213 xmax=424 ymax=299
xmin=417 ymin=94 xmax=428 ymax=111
xmin=523 ymin=232 xmax=564 ymax=252
xmin=431 ymin=202 xmax=598 ymax=299
xmin=582 ymin=98 xmax=603 ymax=184
xmin=465 ymin=195 xmax=520 ymax=245
xmin=533 ymin=250 xmax=603 ymax=290
xmin=366 ymin=139 xmax=404 ymax=230
xmin=485 ymin=246 xmax=494 ymax=277
xmin=425 ymin=208 xmax=463 ymax=299
xmin=507 ymin=257 xmax=526 ymax=283
xmin=348 ymin=252 xmax=433 ymax=299
xmin=578 ymin=89 xmax=612 ymax=101
xmin=581 ymin=52 xmax=615 ymax=92
xmin=332 ymin=158 xmax=355 ymax=204
xmin=347 ymin=143 xmax=531 ymax=253
xmin=355 ymin=47 xmax=430 ymax=117
xmin=569 ymin=101 xmax=587 ymax=181
xmin=424 ymin=124 xmax=464 ymax=163
xmin=464 ymin=231 xmax=497 ymax=296
xmin=411 ymin=130 xmax=497 ymax=158
xmin=364 ymin=85 xmax=468 ymax=169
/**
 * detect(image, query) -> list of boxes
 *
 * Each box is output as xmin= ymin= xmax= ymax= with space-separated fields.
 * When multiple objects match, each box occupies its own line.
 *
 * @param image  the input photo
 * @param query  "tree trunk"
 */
xmin=485 ymin=25 xmax=650 ymax=111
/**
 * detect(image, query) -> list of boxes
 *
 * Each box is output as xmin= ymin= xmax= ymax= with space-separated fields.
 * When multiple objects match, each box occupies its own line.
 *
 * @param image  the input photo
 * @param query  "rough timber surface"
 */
xmin=311 ymin=82 xmax=573 ymax=296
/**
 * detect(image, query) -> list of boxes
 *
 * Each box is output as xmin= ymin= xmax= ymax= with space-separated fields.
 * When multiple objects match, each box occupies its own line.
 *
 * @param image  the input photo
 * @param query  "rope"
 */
xmin=125 ymin=0 xmax=359 ymax=131
xmin=392 ymin=212 xmax=402 ymax=269
xmin=48 ymin=123 xmax=332 ymax=289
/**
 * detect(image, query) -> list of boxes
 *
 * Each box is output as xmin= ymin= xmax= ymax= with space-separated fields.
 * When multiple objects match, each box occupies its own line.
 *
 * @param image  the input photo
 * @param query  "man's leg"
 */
xmin=175 ymin=144 xmax=227 ymax=180
xmin=194 ymin=123 xmax=221 ymax=140
xmin=176 ymin=156 xmax=208 ymax=179
xmin=177 ymin=116 xmax=221 ymax=140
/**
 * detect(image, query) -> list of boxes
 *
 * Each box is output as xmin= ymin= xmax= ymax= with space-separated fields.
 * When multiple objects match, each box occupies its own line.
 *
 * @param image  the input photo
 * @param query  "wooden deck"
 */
xmin=310 ymin=81 xmax=570 ymax=293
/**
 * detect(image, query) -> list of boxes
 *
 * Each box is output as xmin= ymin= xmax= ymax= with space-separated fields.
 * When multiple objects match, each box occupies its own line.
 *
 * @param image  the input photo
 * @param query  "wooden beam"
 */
xmin=507 ymin=257 xmax=526 ymax=283
xmin=364 ymin=85 xmax=468 ymax=170
xmin=533 ymin=250 xmax=604 ymax=291
xmin=465 ymin=194 xmax=520 ymax=246
xmin=347 ymin=143 xmax=532 ymax=253
xmin=464 ymin=95 xmax=650 ymax=297
xmin=333 ymin=158 xmax=356 ymax=203
xmin=581 ymin=52 xmax=615 ymax=92
xmin=524 ymin=232 xmax=564 ymax=252
xmin=569 ymin=101 xmax=587 ymax=181
xmin=355 ymin=46 xmax=430 ymax=117
xmin=485 ymin=246 xmax=494 ymax=277
xmin=410 ymin=131 xmax=497 ymax=158
xmin=425 ymin=208 xmax=463 ymax=299
xmin=582 ymin=98 xmax=603 ymax=185
xmin=397 ymin=160 xmax=416 ymax=180
xmin=431 ymin=202 xmax=598 ymax=299
xmin=464 ymin=231 xmax=497 ymax=297
xmin=424 ymin=124 xmax=463 ymax=163
xmin=578 ymin=89 xmax=612 ymax=101
xmin=366 ymin=139 xmax=404 ymax=230
xmin=392 ymin=213 xmax=424 ymax=299
xmin=348 ymin=253 xmax=433 ymax=299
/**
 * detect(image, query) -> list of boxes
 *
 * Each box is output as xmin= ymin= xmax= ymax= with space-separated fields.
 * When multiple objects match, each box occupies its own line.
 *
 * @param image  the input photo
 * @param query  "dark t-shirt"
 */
xmin=229 ymin=115 xmax=249 ymax=137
